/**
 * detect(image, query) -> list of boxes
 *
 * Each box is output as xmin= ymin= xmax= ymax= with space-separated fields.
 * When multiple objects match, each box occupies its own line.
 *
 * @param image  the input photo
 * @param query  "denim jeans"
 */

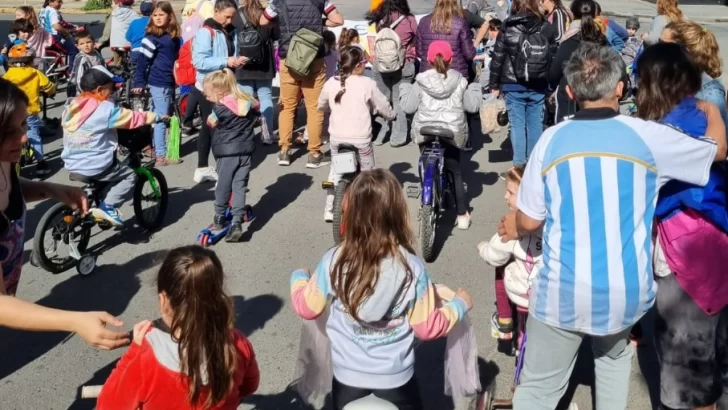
xmin=26 ymin=115 xmax=44 ymax=160
xmin=504 ymin=90 xmax=545 ymax=167
xmin=149 ymin=85 xmax=173 ymax=157
xmin=238 ymin=79 xmax=274 ymax=136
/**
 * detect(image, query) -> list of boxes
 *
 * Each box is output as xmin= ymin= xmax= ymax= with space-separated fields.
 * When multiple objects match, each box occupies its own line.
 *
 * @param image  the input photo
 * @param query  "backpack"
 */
xmin=181 ymin=0 xmax=208 ymax=43
xmin=174 ymin=26 xmax=214 ymax=86
xmin=236 ymin=8 xmax=264 ymax=64
xmin=513 ymin=25 xmax=551 ymax=82
xmin=280 ymin=0 xmax=323 ymax=76
xmin=373 ymin=15 xmax=406 ymax=73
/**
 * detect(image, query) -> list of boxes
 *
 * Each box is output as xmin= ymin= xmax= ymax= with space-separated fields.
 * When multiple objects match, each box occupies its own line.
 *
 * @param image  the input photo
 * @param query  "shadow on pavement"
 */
xmin=389 ymin=162 xmax=419 ymax=185
xmin=231 ymin=294 xmax=284 ymax=337
xmin=162 ymin=183 xmax=215 ymax=229
xmin=488 ymin=133 xmax=513 ymax=164
xmin=0 ymin=249 xmax=168 ymax=382
xmin=244 ymin=383 xmax=322 ymax=410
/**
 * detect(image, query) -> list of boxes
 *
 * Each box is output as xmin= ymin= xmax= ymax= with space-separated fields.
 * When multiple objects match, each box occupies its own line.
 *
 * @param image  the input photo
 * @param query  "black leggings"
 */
xmin=193 ymin=87 xmax=213 ymax=168
xmin=332 ymin=376 xmax=423 ymax=410
xmin=183 ymin=88 xmax=199 ymax=126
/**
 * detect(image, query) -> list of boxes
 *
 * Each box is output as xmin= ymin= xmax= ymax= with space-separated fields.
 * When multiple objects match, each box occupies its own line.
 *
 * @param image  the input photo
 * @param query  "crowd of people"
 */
xmin=0 ymin=0 xmax=727 ymax=408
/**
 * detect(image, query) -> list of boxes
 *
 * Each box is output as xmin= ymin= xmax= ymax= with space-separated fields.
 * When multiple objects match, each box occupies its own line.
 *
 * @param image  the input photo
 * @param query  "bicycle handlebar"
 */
xmin=81 ymin=385 xmax=102 ymax=399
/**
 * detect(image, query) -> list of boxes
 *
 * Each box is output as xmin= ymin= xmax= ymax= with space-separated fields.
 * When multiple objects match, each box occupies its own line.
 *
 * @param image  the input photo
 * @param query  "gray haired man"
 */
xmin=497 ymin=43 xmax=726 ymax=409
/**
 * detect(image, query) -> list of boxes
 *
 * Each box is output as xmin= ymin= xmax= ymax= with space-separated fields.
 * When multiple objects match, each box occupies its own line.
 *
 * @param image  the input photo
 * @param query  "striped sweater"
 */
xmin=134 ymin=32 xmax=181 ymax=88
xmin=290 ymin=246 xmax=468 ymax=390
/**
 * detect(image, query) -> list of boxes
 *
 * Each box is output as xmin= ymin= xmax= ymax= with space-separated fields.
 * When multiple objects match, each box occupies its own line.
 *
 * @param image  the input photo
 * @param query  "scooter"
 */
xmin=196 ymin=196 xmax=255 ymax=247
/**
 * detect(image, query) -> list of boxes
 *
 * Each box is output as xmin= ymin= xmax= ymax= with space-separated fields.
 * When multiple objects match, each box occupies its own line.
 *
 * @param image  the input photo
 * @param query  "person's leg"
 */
xmin=26 ymin=114 xmax=49 ymax=175
xmin=214 ymin=157 xmax=235 ymax=221
xmin=194 ymin=87 xmax=217 ymax=182
xmin=277 ymin=62 xmax=301 ymax=158
xmin=443 ymin=143 xmax=467 ymax=216
xmin=372 ymin=67 xmax=391 ymax=145
xmin=92 ymin=163 xmax=136 ymax=226
xmin=149 ymin=85 xmax=171 ymax=160
xmin=373 ymin=376 xmax=424 ymax=410
xmin=256 ymin=79 xmax=275 ymax=141
xmin=512 ymin=317 xmax=583 ymax=409
xmin=504 ymin=91 xmax=527 ymax=167
xmin=324 ymin=142 xmax=341 ymax=220
xmin=183 ymin=86 xmax=199 ymax=128
xmin=591 ymin=328 xmax=634 ymax=410
xmin=524 ymin=91 xmax=546 ymax=162
xmin=301 ymin=58 xmax=326 ymax=162
xmin=332 ymin=378 xmax=372 ymax=410
xmin=390 ymin=63 xmax=415 ymax=147
xmin=225 ymin=155 xmax=251 ymax=242
xmin=493 ymin=265 xmax=514 ymax=336
xmin=355 ymin=142 xmax=375 ymax=171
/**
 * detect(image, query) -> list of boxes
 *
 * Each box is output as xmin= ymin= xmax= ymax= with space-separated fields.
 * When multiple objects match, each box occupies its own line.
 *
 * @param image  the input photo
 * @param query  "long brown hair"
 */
xmin=241 ymin=0 xmax=264 ymax=27
xmin=146 ymin=1 xmax=180 ymax=38
xmin=657 ymin=0 xmax=684 ymax=23
xmin=430 ymin=0 xmax=462 ymax=35
xmin=510 ymin=0 xmax=543 ymax=18
xmin=337 ymin=28 xmax=360 ymax=51
xmin=17 ymin=6 xmax=39 ymax=32
xmin=666 ymin=20 xmax=722 ymax=78
xmin=157 ymin=246 xmax=238 ymax=409
xmin=331 ymin=169 xmax=416 ymax=322
xmin=334 ymin=46 xmax=364 ymax=104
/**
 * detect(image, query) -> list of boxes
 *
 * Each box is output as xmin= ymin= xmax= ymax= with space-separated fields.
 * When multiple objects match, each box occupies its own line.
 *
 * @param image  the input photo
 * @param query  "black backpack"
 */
xmin=236 ymin=8 xmax=264 ymax=64
xmin=513 ymin=24 xmax=551 ymax=82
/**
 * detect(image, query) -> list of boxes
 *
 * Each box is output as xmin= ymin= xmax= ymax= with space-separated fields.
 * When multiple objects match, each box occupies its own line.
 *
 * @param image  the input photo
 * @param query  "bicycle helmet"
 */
xmin=8 ymin=43 xmax=35 ymax=66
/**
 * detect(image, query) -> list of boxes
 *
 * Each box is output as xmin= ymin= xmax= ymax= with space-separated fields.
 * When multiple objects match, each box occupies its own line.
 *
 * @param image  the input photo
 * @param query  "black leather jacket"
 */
xmin=488 ymin=12 xmax=557 ymax=90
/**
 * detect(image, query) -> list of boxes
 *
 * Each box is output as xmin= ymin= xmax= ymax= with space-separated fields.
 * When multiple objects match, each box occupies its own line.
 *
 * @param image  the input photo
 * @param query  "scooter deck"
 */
xmin=197 ymin=223 xmax=232 ymax=246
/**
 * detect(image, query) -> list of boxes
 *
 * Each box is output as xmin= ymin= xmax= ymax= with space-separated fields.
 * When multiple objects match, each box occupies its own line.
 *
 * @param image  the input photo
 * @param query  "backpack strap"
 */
xmin=237 ymin=7 xmax=250 ymax=29
xmin=195 ymin=0 xmax=207 ymax=13
xmin=389 ymin=15 xmax=406 ymax=29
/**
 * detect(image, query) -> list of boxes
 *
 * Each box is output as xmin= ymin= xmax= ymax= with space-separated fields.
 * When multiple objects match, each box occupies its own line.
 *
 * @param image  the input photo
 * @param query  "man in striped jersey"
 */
xmin=500 ymin=43 xmax=727 ymax=410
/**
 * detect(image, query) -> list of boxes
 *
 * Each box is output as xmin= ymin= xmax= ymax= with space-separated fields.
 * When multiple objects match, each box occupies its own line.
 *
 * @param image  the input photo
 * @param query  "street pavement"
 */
xmin=0 ymin=8 xmax=727 ymax=410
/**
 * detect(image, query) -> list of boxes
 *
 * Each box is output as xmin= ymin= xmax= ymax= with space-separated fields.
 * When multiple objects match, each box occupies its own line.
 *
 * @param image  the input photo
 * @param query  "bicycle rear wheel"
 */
xmin=133 ymin=168 xmax=169 ymax=231
xmin=332 ymin=179 xmax=349 ymax=245
xmin=420 ymin=204 xmax=437 ymax=262
xmin=33 ymin=203 xmax=91 ymax=274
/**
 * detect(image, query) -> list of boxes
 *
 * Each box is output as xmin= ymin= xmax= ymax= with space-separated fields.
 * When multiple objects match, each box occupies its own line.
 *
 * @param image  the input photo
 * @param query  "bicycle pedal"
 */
xmin=405 ymin=183 xmax=420 ymax=198
xmin=322 ymin=181 xmax=334 ymax=189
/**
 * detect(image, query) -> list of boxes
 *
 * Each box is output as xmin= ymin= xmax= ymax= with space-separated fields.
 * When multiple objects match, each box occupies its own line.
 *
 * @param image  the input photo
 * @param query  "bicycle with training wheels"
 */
xmin=406 ymin=126 xmax=456 ymax=262
xmin=322 ymin=143 xmax=362 ymax=244
xmin=31 ymin=125 xmax=169 ymax=276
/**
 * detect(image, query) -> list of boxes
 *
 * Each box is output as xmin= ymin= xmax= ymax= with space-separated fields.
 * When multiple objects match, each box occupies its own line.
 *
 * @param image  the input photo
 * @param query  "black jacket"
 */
xmin=210 ymin=98 xmax=258 ymax=158
xmin=488 ymin=12 xmax=557 ymax=91
xmin=233 ymin=9 xmax=279 ymax=81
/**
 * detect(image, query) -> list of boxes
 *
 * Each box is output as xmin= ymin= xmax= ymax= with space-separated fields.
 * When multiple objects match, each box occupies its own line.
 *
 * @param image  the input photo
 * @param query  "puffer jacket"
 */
xmin=208 ymin=94 xmax=259 ymax=157
xmin=489 ymin=12 xmax=556 ymax=92
xmin=416 ymin=14 xmax=476 ymax=78
xmin=399 ymin=69 xmax=481 ymax=148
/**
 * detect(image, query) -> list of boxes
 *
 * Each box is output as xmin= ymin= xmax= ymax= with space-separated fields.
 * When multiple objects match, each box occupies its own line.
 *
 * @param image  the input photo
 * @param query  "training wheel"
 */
xmin=76 ymin=254 xmax=96 ymax=276
xmin=199 ymin=234 xmax=209 ymax=247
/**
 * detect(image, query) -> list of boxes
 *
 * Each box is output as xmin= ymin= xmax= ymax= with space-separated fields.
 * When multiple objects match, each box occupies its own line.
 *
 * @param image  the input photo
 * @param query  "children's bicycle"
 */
xmin=31 ymin=126 xmax=169 ymax=276
xmin=406 ymin=126 xmax=455 ymax=262
xmin=322 ymin=143 xmax=362 ymax=244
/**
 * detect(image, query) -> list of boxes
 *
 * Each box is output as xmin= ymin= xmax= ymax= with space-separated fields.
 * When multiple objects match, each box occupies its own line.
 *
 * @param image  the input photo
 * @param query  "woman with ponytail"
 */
xmin=97 ymin=245 xmax=260 ymax=409
xmin=644 ymin=0 xmax=684 ymax=46
xmin=318 ymin=46 xmax=394 ymax=222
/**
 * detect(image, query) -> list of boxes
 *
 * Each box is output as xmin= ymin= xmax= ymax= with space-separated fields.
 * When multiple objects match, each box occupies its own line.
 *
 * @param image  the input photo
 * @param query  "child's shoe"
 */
xmin=457 ymin=212 xmax=471 ymax=230
xmin=225 ymin=223 xmax=243 ymax=242
xmin=212 ymin=214 xmax=226 ymax=230
xmin=35 ymin=161 xmax=51 ymax=177
xmin=490 ymin=312 xmax=513 ymax=340
xmin=156 ymin=157 xmax=182 ymax=167
xmin=324 ymin=194 xmax=334 ymax=222
xmin=92 ymin=202 xmax=123 ymax=226
xmin=193 ymin=167 xmax=218 ymax=183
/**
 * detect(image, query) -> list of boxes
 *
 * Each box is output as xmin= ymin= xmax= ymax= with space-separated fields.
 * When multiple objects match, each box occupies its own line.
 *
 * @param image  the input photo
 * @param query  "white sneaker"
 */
xmin=193 ymin=167 xmax=218 ymax=184
xmin=324 ymin=210 xmax=334 ymax=222
xmin=457 ymin=212 xmax=471 ymax=230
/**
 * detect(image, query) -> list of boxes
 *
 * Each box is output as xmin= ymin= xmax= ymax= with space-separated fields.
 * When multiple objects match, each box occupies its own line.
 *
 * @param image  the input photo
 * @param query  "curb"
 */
xmin=604 ymin=10 xmax=728 ymax=24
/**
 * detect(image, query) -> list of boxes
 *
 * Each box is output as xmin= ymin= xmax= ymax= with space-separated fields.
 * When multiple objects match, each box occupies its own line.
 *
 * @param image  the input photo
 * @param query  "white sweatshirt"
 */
xmin=478 ymin=232 xmax=543 ymax=308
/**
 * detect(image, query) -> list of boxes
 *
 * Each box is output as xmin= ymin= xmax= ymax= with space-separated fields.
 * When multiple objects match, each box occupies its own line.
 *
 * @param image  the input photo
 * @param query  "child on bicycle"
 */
xmin=318 ymin=45 xmax=394 ymax=222
xmin=203 ymin=69 xmax=259 ymax=242
xmin=69 ymin=31 xmax=105 ymax=95
xmin=109 ymin=0 xmax=137 ymax=51
xmin=477 ymin=166 xmax=542 ymax=340
xmin=61 ymin=66 xmax=160 ymax=226
xmin=132 ymin=0 xmax=182 ymax=166
xmin=97 ymin=245 xmax=260 ymax=410
xmin=125 ymin=0 xmax=154 ymax=68
xmin=290 ymin=168 xmax=473 ymax=410
xmin=0 ymin=19 xmax=35 ymax=71
xmin=39 ymin=0 xmax=79 ymax=78
xmin=3 ymin=44 xmax=55 ymax=177
xmin=16 ymin=6 xmax=52 ymax=64
xmin=400 ymin=40 xmax=481 ymax=230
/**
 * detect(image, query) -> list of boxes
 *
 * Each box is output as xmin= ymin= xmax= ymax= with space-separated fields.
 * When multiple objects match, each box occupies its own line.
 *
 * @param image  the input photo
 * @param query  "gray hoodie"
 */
xmin=400 ymin=69 xmax=481 ymax=148
xmin=110 ymin=6 xmax=138 ymax=48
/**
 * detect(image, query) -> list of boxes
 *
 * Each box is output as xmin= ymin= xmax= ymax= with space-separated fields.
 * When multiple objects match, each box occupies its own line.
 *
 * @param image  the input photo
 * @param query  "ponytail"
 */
xmin=337 ymin=28 xmax=359 ymax=51
xmin=42 ymin=0 xmax=51 ymax=7
xmin=157 ymin=246 xmax=238 ymax=409
xmin=203 ymin=68 xmax=255 ymax=102
xmin=334 ymin=46 xmax=364 ymax=104
xmin=432 ymin=54 xmax=450 ymax=77
xmin=580 ymin=14 xmax=607 ymax=44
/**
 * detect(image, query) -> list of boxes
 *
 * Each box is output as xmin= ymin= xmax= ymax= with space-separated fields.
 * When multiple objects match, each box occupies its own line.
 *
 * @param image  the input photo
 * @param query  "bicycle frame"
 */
xmin=419 ymin=140 xmax=446 ymax=207
xmin=135 ymin=166 xmax=162 ymax=199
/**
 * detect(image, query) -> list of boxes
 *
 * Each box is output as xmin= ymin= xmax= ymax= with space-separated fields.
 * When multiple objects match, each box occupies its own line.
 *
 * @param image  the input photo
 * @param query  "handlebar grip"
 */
xmin=81 ymin=385 xmax=103 ymax=398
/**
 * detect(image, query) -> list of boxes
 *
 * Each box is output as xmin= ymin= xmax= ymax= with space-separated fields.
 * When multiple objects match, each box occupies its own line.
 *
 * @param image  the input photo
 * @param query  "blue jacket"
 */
xmin=606 ymin=26 xmax=625 ymax=53
xmin=696 ymin=73 xmax=728 ymax=137
xmin=125 ymin=16 xmax=149 ymax=50
xmin=607 ymin=19 xmax=629 ymax=42
xmin=656 ymin=96 xmax=728 ymax=232
xmin=192 ymin=19 xmax=237 ymax=90
xmin=134 ymin=33 xmax=181 ymax=88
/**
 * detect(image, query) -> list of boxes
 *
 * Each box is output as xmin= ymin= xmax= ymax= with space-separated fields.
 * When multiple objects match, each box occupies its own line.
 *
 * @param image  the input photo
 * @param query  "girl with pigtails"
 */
xmin=317 ymin=45 xmax=395 ymax=222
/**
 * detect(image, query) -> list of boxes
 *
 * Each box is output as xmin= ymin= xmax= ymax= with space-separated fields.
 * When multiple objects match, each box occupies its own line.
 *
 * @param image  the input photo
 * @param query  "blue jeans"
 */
xmin=26 ymin=115 xmax=44 ymax=160
xmin=238 ymin=79 xmax=274 ymax=135
xmin=504 ymin=90 xmax=545 ymax=167
xmin=149 ymin=85 xmax=173 ymax=157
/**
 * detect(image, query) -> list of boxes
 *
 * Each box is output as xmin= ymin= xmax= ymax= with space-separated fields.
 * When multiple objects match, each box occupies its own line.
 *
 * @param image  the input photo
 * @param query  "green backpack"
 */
xmin=280 ymin=0 xmax=323 ymax=76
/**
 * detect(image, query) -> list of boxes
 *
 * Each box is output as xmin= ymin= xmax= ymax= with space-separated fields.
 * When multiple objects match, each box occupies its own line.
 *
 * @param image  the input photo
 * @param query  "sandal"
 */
xmin=155 ymin=157 xmax=182 ymax=166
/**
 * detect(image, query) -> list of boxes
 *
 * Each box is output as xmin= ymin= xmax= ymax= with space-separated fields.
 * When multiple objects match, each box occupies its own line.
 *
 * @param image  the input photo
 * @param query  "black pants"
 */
xmin=183 ymin=87 xmax=199 ymax=126
xmin=193 ymin=87 xmax=213 ymax=168
xmin=332 ymin=376 xmax=423 ymax=410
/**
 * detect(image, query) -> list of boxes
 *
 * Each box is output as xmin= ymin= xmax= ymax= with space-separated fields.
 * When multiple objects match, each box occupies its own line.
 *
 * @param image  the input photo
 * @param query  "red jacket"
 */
xmin=97 ymin=327 xmax=259 ymax=410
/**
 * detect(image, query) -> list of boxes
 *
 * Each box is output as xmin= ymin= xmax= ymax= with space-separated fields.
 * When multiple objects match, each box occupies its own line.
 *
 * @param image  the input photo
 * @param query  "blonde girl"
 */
xmin=17 ymin=6 xmax=52 ymax=62
xmin=644 ymin=0 xmax=683 ymax=45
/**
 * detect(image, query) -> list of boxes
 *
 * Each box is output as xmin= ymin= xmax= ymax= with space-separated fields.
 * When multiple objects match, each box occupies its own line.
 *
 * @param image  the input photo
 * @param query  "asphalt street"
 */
xmin=0 ymin=9 xmax=726 ymax=410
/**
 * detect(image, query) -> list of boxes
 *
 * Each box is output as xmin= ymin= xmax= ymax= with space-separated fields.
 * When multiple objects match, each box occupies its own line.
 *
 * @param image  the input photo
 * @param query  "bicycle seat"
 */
xmin=336 ymin=143 xmax=358 ymax=153
xmin=111 ymin=46 xmax=131 ymax=53
xmin=420 ymin=126 xmax=454 ymax=140
xmin=68 ymin=172 xmax=107 ymax=187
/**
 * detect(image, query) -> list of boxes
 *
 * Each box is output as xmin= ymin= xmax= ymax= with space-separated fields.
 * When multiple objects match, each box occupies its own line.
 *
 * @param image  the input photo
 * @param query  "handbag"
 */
xmin=280 ymin=0 xmax=323 ymax=76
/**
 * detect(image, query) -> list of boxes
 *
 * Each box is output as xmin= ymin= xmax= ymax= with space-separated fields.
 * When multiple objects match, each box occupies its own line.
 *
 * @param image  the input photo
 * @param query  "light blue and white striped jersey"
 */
xmin=518 ymin=109 xmax=717 ymax=335
xmin=39 ymin=7 xmax=60 ymax=35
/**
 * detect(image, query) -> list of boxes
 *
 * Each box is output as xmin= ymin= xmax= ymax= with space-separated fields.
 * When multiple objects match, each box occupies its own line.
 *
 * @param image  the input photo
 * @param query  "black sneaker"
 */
xmin=277 ymin=150 xmax=291 ymax=166
xmin=35 ymin=161 xmax=51 ymax=176
xmin=212 ymin=214 xmax=225 ymax=230
xmin=225 ymin=223 xmax=243 ymax=242
xmin=463 ymin=139 xmax=473 ymax=152
xmin=306 ymin=152 xmax=330 ymax=169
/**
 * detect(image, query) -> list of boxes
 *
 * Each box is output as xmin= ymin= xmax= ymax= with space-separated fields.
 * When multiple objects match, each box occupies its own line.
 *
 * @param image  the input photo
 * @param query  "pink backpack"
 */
xmin=181 ymin=0 xmax=209 ymax=43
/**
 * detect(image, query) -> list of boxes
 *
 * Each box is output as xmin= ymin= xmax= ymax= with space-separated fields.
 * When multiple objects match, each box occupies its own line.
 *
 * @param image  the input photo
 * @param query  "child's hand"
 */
xmin=1 ymin=47 xmax=6 ymax=55
xmin=455 ymin=288 xmax=473 ymax=311
xmin=131 ymin=87 xmax=144 ymax=94
xmin=132 ymin=320 xmax=153 ymax=346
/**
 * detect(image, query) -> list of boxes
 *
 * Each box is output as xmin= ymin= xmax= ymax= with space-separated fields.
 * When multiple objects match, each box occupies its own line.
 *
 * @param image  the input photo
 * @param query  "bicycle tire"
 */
xmin=420 ymin=204 xmax=437 ymax=262
xmin=33 ymin=202 xmax=90 ymax=274
xmin=332 ymin=179 xmax=349 ymax=245
xmin=133 ymin=167 xmax=169 ymax=231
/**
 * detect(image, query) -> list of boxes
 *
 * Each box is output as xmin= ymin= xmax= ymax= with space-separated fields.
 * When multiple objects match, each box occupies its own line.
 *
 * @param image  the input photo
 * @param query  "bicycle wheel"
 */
xmin=33 ymin=202 xmax=91 ymax=274
xmin=332 ymin=179 xmax=349 ymax=245
xmin=420 ymin=204 xmax=437 ymax=262
xmin=133 ymin=167 xmax=169 ymax=231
